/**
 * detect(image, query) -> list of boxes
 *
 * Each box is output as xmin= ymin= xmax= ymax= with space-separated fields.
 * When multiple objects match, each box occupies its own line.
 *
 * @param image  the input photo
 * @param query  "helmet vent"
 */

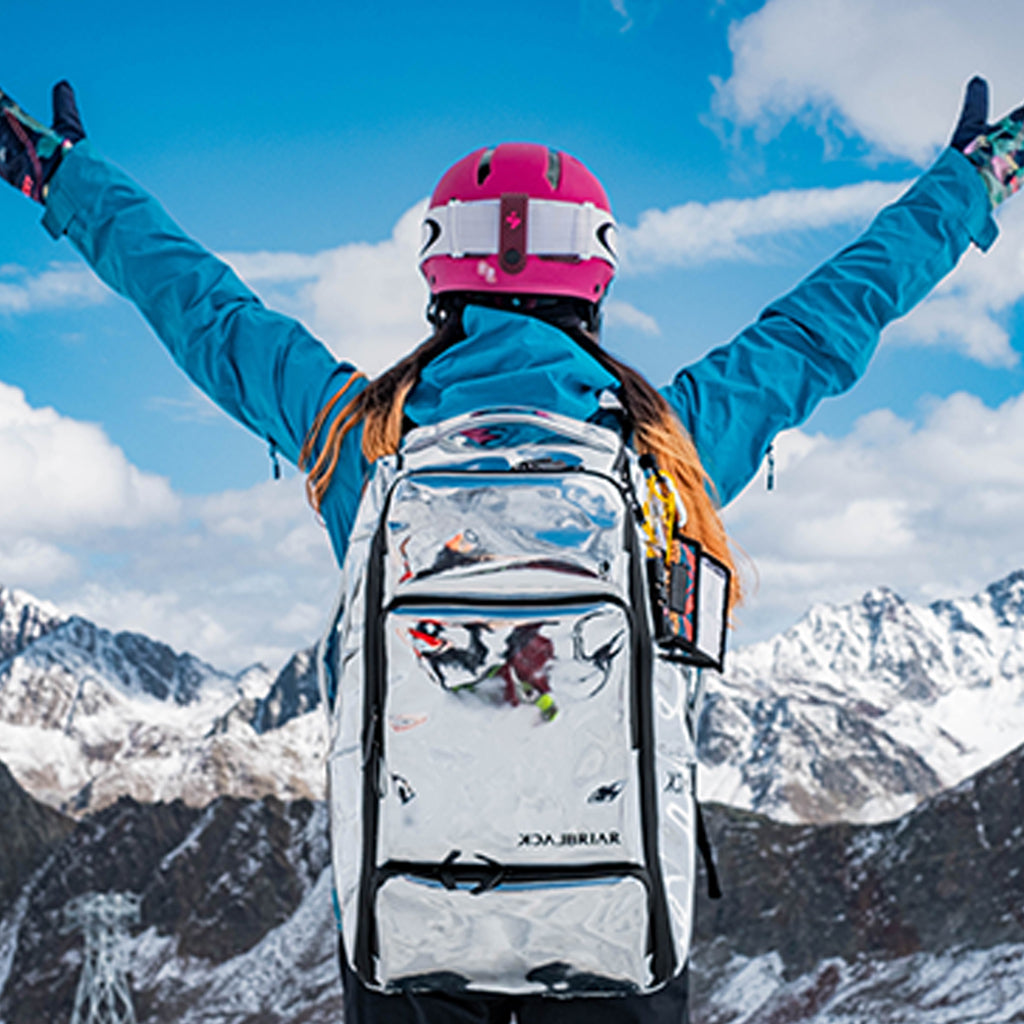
xmin=477 ymin=148 xmax=495 ymax=185
xmin=546 ymin=148 xmax=562 ymax=190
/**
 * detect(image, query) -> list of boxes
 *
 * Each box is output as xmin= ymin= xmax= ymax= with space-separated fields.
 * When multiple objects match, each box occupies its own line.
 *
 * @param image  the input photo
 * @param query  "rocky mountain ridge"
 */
xmin=2 ymin=570 xmax=1023 ymax=827
xmin=699 ymin=568 xmax=1024 ymax=823
xmin=0 ymin=591 xmax=323 ymax=815
xmin=0 ymin=586 xmax=63 ymax=662
xmin=0 ymin=736 xmax=1020 ymax=1022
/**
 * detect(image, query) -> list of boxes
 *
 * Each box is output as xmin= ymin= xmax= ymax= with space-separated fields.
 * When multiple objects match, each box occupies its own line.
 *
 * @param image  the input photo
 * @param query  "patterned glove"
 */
xmin=0 ymin=80 xmax=85 ymax=203
xmin=951 ymin=76 xmax=1024 ymax=208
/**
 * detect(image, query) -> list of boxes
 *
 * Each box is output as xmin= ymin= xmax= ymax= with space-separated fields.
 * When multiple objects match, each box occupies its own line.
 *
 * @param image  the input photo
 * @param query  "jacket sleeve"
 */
xmin=659 ymin=147 xmax=998 ymax=509
xmin=40 ymin=141 xmax=363 ymax=469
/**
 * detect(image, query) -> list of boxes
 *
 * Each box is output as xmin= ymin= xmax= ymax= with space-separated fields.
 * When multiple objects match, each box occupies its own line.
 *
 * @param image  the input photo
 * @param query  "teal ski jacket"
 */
xmin=41 ymin=144 xmax=997 ymax=567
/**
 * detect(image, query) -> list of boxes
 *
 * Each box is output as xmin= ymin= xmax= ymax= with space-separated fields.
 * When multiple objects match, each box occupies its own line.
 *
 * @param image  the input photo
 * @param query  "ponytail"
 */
xmin=299 ymin=315 xmax=466 ymax=509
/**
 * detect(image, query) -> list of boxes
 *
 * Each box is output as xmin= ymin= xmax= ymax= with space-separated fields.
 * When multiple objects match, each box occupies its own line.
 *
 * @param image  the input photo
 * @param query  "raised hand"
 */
xmin=951 ymin=76 xmax=1024 ymax=208
xmin=0 ymin=80 xmax=85 ymax=203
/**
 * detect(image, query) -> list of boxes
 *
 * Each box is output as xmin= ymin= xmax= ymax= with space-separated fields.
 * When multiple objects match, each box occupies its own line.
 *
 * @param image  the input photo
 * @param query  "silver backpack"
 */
xmin=319 ymin=407 xmax=728 ymax=996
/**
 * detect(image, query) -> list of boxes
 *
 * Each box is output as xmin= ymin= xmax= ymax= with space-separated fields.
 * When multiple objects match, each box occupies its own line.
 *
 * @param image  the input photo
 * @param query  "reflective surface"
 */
xmin=382 ymin=601 xmax=641 ymax=865
xmin=384 ymin=472 xmax=629 ymax=601
xmin=325 ymin=409 xmax=702 ymax=994
xmin=376 ymin=875 xmax=650 ymax=994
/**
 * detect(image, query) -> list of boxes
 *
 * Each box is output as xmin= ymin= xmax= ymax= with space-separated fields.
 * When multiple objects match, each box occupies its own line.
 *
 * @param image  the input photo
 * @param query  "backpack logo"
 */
xmin=518 ymin=831 xmax=622 ymax=848
xmin=588 ymin=780 xmax=626 ymax=803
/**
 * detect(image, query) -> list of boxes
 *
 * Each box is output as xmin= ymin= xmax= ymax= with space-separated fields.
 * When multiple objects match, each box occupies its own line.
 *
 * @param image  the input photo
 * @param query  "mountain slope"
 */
xmin=0 ymin=740 xmax=1021 ymax=1021
xmin=0 ymin=778 xmax=330 ymax=1023
xmin=700 ymin=569 xmax=1024 ymax=823
xmin=0 ymin=593 xmax=324 ymax=815
xmin=688 ymin=737 xmax=1024 ymax=1020
xmin=0 ymin=762 xmax=72 ymax=917
xmin=3 ymin=570 xmax=1023 ymax=827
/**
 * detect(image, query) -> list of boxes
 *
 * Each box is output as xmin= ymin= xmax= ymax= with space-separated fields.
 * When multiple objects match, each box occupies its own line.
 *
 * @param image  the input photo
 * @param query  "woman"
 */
xmin=0 ymin=78 xmax=1019 ymax=1023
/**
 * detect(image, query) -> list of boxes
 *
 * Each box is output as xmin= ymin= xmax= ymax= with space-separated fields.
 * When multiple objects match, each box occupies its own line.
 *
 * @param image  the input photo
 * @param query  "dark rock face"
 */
xmin=1 ymin=799 xmax=202 ymax=1024
xmin=111 ymin=630 xmax=210 ymax=705
xmin=1 ymin=743 xmax=1021 ymax=1021
xmin=0 ymin=761 xmax=73 ymax=915
xmin=0 ymin=792 xmax=328 ymax=1024
xmin=692 ymin=740 xmax=1024 ymax=1009
xmin=251 ymin=647 xmax=319 ymax=733
xmin=146 ymin=797 xmax=326 ymax=961
xmin=51 ymin=617 xmax=223 ymax=706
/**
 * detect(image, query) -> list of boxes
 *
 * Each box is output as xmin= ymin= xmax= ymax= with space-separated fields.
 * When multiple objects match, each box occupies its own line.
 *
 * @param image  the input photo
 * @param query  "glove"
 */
xmin=951 ymin=76 xmax=1024 ymax=208
xmin=0 ymin=80 xmax=85 ymax=203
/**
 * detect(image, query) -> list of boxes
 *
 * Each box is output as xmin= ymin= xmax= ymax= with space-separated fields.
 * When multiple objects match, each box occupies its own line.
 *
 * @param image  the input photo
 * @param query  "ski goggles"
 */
xmin=419 ymin=197 xmax=619 ymax=267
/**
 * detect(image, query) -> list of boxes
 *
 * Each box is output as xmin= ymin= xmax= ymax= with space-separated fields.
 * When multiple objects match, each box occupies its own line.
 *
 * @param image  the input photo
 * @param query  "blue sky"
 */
xmin=2 ymin=0 xmax=1024 ymax=670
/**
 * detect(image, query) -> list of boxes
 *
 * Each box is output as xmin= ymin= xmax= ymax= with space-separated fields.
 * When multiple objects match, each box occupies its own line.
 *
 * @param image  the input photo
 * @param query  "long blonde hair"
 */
xmin=300 ymin=311 xmax=742 ymax=608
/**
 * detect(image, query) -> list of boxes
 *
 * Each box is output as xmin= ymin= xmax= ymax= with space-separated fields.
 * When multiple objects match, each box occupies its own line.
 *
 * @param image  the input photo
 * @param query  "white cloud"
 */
xmin=0 ymin=537 xmax=77 ymax=589
xmin=0 ymin=382 xmax=179 ymax=537
xmin=4 ymin=364 xmax=1024 ymax=675
xmin=0 ymin=386 xmax=334 ymax=673
xmin=725 ymin=390 xmax=1024 ymax=643
xmin=0 ymin=387 xmax=335 ymax=670
xmin=0 ymin=262 xmax=110 ymax=314
xmin=714 ymin=0 xmax=1024 ymax=165
xmin=32 ymin=475 xmax=339 ymax=673
xmin=196 ymin=478 xmax=326 ymax=564
xmin=580 ymin=0 xmax=662 ymax=34
xmin=14 ymin=384 xmax=1021 ymax=674
xmin=890 ymin=199 xmax=1024 ymax=367
xmin=224 ymin=201 xmax=431 ymax=376
xmin=619 ymin=179 xmax=906 ymax=271
xmin=603 ymin=300 xmax=661 ymax=335
xmin=616 ymin=149 xmax=1024 ymax=371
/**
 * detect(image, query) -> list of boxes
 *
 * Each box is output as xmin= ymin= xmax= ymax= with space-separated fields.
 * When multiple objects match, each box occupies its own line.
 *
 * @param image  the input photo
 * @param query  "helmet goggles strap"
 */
xmin=420 ymin=196 xmax=618 ymax=268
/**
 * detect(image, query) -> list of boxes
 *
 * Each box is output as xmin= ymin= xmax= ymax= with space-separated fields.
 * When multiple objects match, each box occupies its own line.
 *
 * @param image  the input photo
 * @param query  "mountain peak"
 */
xmin=0 ymin=586 xmax=65 ymax=663
xmin=860 ymin=584 xmax=908 ymax=618
xmin=702 ymin=568 xmax=1024 ymax=825
xmin=984 ymin=568 xmax=1024 ymax=625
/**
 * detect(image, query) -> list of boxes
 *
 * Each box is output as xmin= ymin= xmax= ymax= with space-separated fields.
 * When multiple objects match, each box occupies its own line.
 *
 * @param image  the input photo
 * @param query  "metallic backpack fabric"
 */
xmin=318 ymin=407 xmax=728 ymax=996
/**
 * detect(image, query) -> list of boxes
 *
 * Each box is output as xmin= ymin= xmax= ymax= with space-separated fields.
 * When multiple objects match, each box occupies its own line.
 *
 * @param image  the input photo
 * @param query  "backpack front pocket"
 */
xmin=373 ymin=865 xmax=652 ymax=993
xmin=378 ymin=598 xmax=643 ymax=867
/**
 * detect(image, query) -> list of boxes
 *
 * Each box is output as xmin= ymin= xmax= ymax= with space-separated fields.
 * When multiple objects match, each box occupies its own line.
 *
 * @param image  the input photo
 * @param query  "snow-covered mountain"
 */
xmin=4 ymin=576 xmax=1021 ymax=1020
xmin=0 ymin=590 xmax=325 ymax=815
xmin=699 ymin=570 xmax=1024 ymax=823
xmin=0 ymin=586 xmax=63 ymax=662
xmin=3 ymin=570 xmax=1024 ymax=826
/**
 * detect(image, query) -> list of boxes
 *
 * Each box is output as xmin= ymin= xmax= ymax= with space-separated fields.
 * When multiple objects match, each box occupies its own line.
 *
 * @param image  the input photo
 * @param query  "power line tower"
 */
xmin=65 ymin=892 xmax=141 ymax=1024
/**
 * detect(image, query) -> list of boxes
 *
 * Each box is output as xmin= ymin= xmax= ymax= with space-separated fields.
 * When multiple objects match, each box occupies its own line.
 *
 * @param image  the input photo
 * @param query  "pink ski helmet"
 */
xmin=419 ymin=143 xmax=618 ymax=303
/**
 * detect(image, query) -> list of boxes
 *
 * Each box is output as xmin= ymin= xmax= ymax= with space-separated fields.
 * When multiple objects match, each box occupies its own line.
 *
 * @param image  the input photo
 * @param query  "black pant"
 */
xmin=339 ymin=947 xmax=690 ymax=1024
